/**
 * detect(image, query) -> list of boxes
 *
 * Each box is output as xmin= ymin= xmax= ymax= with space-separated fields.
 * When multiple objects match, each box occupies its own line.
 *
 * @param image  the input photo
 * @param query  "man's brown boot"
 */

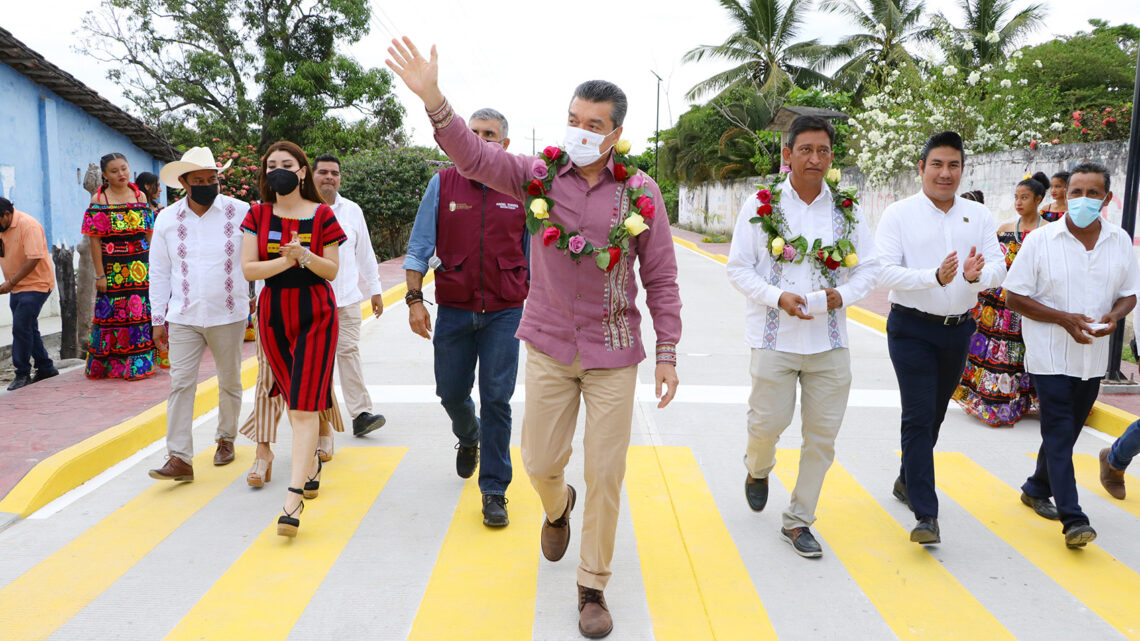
xmin=214 ymin=439 xmax=235 ymax=466
xmin=148 ymin=456 xmax=194 ymax=482
xmin=541 ymin=484 xmax=576 ymax=562
xmin=1100 ymin=448 xmax=1126 ymax=499
xmin=577 ymin=584 xmax=613 ymax=639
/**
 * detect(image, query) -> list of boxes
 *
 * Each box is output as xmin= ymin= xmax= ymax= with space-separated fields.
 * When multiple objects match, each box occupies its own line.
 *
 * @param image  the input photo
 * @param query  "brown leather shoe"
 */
xmin=214 ymin=439 xmax=235 ymax=466
xmin=1100 ymin=448 xmax=1126 ymax=499
xmin=577 ymin=584 xmax=613 ymax=638
xmin=148 ymin=456 xmax=194 ymax=482
xmin=541 ymin=484 xmax=576 ymax=562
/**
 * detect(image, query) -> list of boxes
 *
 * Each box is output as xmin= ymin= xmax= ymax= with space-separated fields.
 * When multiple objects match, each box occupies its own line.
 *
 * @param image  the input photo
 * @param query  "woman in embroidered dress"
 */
xmin=241 ymin=141 xmax=345 ymax=537
xmin=953 ymin=172 xmax=1050 ymax=426
xmin=1040 ymin=170 xmax=1069 ymax=222
xmin=82 ymin=153 xmax=156 ymax=380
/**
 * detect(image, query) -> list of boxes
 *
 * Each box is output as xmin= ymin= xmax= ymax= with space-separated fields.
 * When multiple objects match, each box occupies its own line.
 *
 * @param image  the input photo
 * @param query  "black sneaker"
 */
xmin=1020 ymin=492 xmax=1060 ymax=520
xmin=456 ymin=443 xmax=478 ymax=479
xmin=1064 ymin=522 xmax=1097 ymax=548
xmin=745 ymin=475 xmax=769 ymax=512
xmin=482 ymin=494 xmax=509 ymax=527
xmin=910 ymin=516 xmax=940 ymax=545
xmin=780 ymin=526 xmax=823 ymax=558
xmin=352 ymin=412 xmax=386 ymax=437
xmin=31 ymin=366 xmax=58 ymax=382
xmin=892 ymin=476 xmax=911 ymax=510
xmin=6 ymin=374 xmax=32 ymax=391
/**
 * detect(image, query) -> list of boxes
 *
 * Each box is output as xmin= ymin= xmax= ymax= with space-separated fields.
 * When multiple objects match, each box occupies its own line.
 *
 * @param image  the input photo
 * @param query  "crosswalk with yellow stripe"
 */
xmin=2 ymin=445 xmax=1139 ymax=641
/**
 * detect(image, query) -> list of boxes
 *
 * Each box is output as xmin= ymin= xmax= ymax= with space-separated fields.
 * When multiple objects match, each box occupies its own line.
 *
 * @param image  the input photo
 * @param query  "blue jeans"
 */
xmin=1022 ymin=374 xmax=1101 ymax=530
xmin=1108 ymin=419 xmax=1140 ymax=471
xmin=433 ymin=304 xmax=523 ymax=495
xmin=9 ymin=290 xmax=53 ymax=377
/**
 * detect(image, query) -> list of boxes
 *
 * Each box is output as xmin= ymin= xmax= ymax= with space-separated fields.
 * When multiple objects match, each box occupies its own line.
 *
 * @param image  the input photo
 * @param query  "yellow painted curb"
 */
xmin=672 ymin=236 xmax=728 ymax=264
xmin=1 ymin=279 xmax=414 ymax=520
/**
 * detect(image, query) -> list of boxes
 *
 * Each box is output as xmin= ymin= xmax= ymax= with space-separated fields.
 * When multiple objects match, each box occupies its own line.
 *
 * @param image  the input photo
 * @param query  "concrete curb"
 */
xmin=0 ymin=278 xmax=427 ymax=524
xmin=670 ymin=235 xmax=1136 ymax=438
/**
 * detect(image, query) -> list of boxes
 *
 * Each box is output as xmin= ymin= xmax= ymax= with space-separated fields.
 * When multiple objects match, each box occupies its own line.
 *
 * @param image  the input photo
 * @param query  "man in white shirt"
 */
xmin=875 ymin=131 xmax=1005 ymax=544
xmin=727 ymin=116 xmax=879 ymax=558
xmin=313 ymin=154 xmax=387 ymax=436
xmin=148 ymin=147 xmax=251 ymax=481
xmin=1005 ymin=162 xmax=1140 ymax=548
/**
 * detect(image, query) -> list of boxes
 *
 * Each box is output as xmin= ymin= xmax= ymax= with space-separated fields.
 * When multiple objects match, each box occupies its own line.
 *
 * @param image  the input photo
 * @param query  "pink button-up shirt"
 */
xmin=434 ymin=111 xmax=681 ymax=370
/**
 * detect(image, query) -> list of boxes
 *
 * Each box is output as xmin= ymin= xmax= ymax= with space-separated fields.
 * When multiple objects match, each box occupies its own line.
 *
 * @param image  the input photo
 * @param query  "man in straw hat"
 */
xmin=148 ymin=146 xmax=251 ymax=481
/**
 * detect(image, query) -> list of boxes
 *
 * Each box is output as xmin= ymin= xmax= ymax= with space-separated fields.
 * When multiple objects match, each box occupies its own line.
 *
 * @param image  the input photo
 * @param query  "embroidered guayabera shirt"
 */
xmin=432 ymin=105 xmax=681 ymax=370
xmin=328 ymin=194 xmax=383 ymax=308
xmin=150 ymin=194 xmax=251 ymax=328
xmin=726 ymin=181 xmax=878 ymax=354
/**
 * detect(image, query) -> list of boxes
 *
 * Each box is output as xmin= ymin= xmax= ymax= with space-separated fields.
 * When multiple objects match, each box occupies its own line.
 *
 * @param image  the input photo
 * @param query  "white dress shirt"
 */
xmin=876 ymin=192 xmax=1006 ymax=316
xmin=727 ymin=181 xmax=879 ymax=354
xmin=1003 ymin=219 xmax=1140 ymax=380
xmin=329 ymin=195 xmax=383 ymax=308
xmin=150 ymin=194 xmax=251 ymax=328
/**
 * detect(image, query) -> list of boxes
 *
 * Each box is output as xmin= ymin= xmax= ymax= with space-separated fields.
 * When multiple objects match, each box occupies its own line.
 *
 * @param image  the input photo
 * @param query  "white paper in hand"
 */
xmin=1087 ymin=322 xmax=1109 ymax=332
xmin=806 ymin=290 xmax=829 ymax=315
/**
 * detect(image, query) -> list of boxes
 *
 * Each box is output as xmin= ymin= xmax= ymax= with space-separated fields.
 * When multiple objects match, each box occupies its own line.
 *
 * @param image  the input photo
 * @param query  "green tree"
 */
xmin=819 ymin=0 xmax=933 ymax=99
xmin=938 ymin=0 xmax=1046 ymax=65
xmin=78 ymin=0 xmax=404 ymax=152
xmin=682 ymin=0 xmax=832 ymax=100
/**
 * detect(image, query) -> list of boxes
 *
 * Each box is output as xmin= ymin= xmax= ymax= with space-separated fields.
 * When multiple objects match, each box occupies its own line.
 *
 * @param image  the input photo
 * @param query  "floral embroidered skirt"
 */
xmin=952 ymin=288 xmax=1036 ymax=426
xmin=86 ymin=236 xmax=155 ymax=380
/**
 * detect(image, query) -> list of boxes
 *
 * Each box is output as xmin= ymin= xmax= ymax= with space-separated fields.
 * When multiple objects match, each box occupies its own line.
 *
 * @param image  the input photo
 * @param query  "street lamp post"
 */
xmin=1105 ymin=45 xmax=1140 ymax=383
xmin=651 ymin=70 xmax=662 ymax=182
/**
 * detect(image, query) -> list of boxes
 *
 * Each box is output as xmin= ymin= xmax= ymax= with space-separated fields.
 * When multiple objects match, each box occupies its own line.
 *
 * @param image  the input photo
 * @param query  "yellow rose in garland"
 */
xmin=623 ymin=213 xmax=648 ymax=236
xmin=530 ymin=197 xmax=550 ymax=219
xmin=614 ymin=139 xmax=632 ymax=154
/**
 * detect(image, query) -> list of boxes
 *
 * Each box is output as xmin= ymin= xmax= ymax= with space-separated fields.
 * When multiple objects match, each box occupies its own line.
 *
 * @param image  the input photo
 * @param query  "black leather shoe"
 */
xmin=780 ymin=526 xmax=823 ymax=558
xmin=893 ymin=476 xmax=911 ymax=509
xmin=910 ymin=516 xmax=940 ymax=545
xmin=482 ymin=494 xmax=509 ymax=527
xmin=1064 ymin=522 xmax=1097 ymax=548
xmin=456 ymin=443 xmax=478 ymax=479
xmin=31 ymin=366 xmax=58 ymax=382
xmin=745 ymin=475 xmax=769 ymax=512
xmin=352 ymin=412 xmax=386 ymax=437
xmin=6 ymin=374 xmax=32 ymax=391
xmin=1020 ymin=492 xmax=1060 ymax=520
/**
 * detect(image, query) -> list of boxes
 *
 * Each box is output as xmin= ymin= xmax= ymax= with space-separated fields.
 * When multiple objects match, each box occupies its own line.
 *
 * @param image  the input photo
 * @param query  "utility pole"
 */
xmin=526 ymin=127 xmax=538 ymax=155
xmin=651 ymin=70 xmax=662 ymax=182
xmin=1105 ymin=45 xmax=1140 ymax=384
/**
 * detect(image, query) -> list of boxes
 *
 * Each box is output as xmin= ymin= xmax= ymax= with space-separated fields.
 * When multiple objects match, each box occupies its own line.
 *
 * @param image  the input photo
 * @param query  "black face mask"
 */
xmin=266 ymin=168 xmax=300 ymax=196
xmin=189 ymin=183 xmax=219 ymax=207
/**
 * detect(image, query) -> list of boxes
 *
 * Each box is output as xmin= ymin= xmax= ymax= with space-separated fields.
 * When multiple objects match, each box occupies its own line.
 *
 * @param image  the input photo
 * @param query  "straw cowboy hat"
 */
xmin=159 ymin=146 xmax=233 ymax=188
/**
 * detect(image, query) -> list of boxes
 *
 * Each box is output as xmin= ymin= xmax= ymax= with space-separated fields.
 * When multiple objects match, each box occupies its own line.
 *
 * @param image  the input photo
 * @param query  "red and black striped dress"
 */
xmin=241 ymin=203 xmax=346 ymax=411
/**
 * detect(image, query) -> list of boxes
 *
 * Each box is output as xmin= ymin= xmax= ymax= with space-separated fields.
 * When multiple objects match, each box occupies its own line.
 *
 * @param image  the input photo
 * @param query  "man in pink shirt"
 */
xmin=388 ymin=37 xmax=681 ymax=638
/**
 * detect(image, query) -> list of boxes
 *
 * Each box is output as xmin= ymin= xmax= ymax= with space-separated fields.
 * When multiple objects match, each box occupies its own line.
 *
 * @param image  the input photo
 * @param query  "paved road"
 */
xmin=2 ymin=244 xmax=1138 ymax=641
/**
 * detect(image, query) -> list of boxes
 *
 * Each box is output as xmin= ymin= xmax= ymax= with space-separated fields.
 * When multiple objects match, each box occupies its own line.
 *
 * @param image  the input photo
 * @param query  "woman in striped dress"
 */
xmin=240 ymin=141 xmax=346 ymax=537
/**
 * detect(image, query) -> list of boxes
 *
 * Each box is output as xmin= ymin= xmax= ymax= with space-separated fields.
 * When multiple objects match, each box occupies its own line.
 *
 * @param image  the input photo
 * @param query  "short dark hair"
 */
xmin=1070 ymin=161 xmax=1111 ymax=193
xmin=785 ymin=115 xmax=835 ymax=148
xmin=136 ymin=171 xmax=159 ymax=190
xmin=0 ymin=197 xmax=12 ymax=214
xmin=961 ymin=190 xmax=984 ymax=203
xmin=571 ymin=80 xmax=628 ymax=128
xmin=1018 ymin=171 xmax=1050 ymax=199
xmin=920 ymin=131 xmax=965 ymax=164
xmin=313 ymin=154 xmax=341 ymax=170
xmin=1051 ymin=170 xmax=1070 ymax=185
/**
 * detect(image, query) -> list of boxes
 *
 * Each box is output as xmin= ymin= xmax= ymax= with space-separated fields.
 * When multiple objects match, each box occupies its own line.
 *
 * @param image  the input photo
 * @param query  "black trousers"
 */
xmin=886 ymin=309 xmax=976 ymax=519
xmin=1022 ymin=374 xmax=1101 ymax=530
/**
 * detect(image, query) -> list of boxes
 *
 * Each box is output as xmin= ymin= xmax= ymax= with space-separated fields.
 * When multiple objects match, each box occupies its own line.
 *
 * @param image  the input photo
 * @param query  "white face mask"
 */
xmin=563 ymin=126 xmax=614 ymax=167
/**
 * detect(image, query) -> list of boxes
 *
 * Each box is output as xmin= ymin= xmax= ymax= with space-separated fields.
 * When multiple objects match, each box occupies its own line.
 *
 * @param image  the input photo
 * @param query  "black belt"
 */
xmin=891 ymin=303 xmax=971 ymax=326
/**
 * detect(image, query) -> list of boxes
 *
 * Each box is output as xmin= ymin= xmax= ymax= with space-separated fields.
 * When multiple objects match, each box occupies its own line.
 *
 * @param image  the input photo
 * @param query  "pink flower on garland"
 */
xmin=782 ymin=244 xmax=796 ymax=261
xmin=627 ymin=174 xmax=645 ymax=189
xmin=542 ymin=226 xmax=561 ymax=247
xmin=532 ymin=158 xmax=549 ymax=179
xmin=635 ymin=194 xmax=655 ymax=219
xmin=568 ymin=235 xmax=586 ymax=254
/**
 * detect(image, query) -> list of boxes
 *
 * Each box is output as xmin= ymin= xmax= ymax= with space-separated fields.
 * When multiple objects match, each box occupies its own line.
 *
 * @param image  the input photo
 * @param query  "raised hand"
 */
xmin=962 ymin=246 xmax=985 ymax=282
xmin=385 ymin=37 xmax=444 ymax=110
xmin=936 ymin=251 xmax=958 ymax=286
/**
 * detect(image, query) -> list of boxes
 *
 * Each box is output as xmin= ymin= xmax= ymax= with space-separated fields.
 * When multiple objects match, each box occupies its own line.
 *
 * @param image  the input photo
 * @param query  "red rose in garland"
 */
xmin=825 ymin=256 xmax=841 ymax=270
xmin=757 ymin=203 xmax=773 ymax=217
xmin=635 ymin=194 xmax=655 ymax=219
xmin=528 ymin=179 xmax=545 ymax=196
xmin=756 ymin=189 xmax=772 ymax=205
xmin=543 ymin=226 xmax=562 ymax=247
xmin=543 ymin=146 xmax=562 ymax=161
xmin=606 ymin=246 xmax=622 ymax=271
xmin=614 ymin=164 xmax=629 ymax=181
xmin=842 ymin=198 xmax=853 ymax=208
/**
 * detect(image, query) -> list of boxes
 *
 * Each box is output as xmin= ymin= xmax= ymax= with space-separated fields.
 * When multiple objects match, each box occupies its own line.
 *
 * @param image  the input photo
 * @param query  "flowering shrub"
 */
xmin=1061 ymin=105 xmax=1133 ymax=143
xmin=209 ymin=139 xmax=261 ymax=201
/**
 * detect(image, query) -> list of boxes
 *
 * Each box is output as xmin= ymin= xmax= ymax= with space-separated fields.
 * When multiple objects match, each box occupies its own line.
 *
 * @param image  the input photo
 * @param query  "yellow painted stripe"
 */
xmin=407 ymin=448 xmax=543 ymax=640
xmin=626 ymin=446 xmax=777 ymax=641
xmin=0 ymin=448 xmax=250 ymax=641
xmin=773 ymin=450 xmax=1015 ymax=641
xmin=162 ymin=447 xmax=405 ymax=641
xmin=672 ymin=236 xmax=729 ymax=264
xmin=1073 ymin=453 xmax=1140 ymax=518
xmin=937 ymin=452 xmax=1140 ymax=640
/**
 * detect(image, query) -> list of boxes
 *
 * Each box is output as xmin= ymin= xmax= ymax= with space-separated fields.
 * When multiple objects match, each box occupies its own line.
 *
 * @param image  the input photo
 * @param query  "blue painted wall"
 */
xmin=0 ymin=62 xmax=163 ymax=248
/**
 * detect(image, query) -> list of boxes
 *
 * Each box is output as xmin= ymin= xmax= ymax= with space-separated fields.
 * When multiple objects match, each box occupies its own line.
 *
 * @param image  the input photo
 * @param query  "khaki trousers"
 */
xmin=336 ymin=305 xmax=372 ymax=419
xmin=745 ymin=347 xmax=852 ymax=530
xmin=165 ymin=320 xmax=246 ymax=462
xmin=521 ymin=344 xmax=638 ymax=591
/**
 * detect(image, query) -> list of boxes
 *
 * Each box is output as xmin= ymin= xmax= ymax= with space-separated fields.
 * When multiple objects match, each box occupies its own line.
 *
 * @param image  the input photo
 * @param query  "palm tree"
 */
xmin=682 ymin=0 xmax=833 ymax=100
xmin=942 ymin=0 xmax=1046 ymax=65
xmin=818 ymin=0 xmax=934 ymax=97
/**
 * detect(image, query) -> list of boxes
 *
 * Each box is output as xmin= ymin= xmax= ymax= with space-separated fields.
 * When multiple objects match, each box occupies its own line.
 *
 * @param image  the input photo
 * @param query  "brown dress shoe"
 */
xmin=577 ymin=584 xmax=613 ymax=638
xmin=149 ymin=456 xmax=194 ymax=482
xmin=541 ymin=484 xmax=576 ymax=562
xmin=214 ymin=439 xmax=235 ymax=466
xmin=1100 ymin=448 xmax=1126 ymax=499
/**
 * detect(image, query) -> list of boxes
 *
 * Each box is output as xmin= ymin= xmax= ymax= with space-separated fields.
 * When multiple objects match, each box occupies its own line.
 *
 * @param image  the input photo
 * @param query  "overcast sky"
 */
xmin=4 ymin=0 xmax=1138 ymax=154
